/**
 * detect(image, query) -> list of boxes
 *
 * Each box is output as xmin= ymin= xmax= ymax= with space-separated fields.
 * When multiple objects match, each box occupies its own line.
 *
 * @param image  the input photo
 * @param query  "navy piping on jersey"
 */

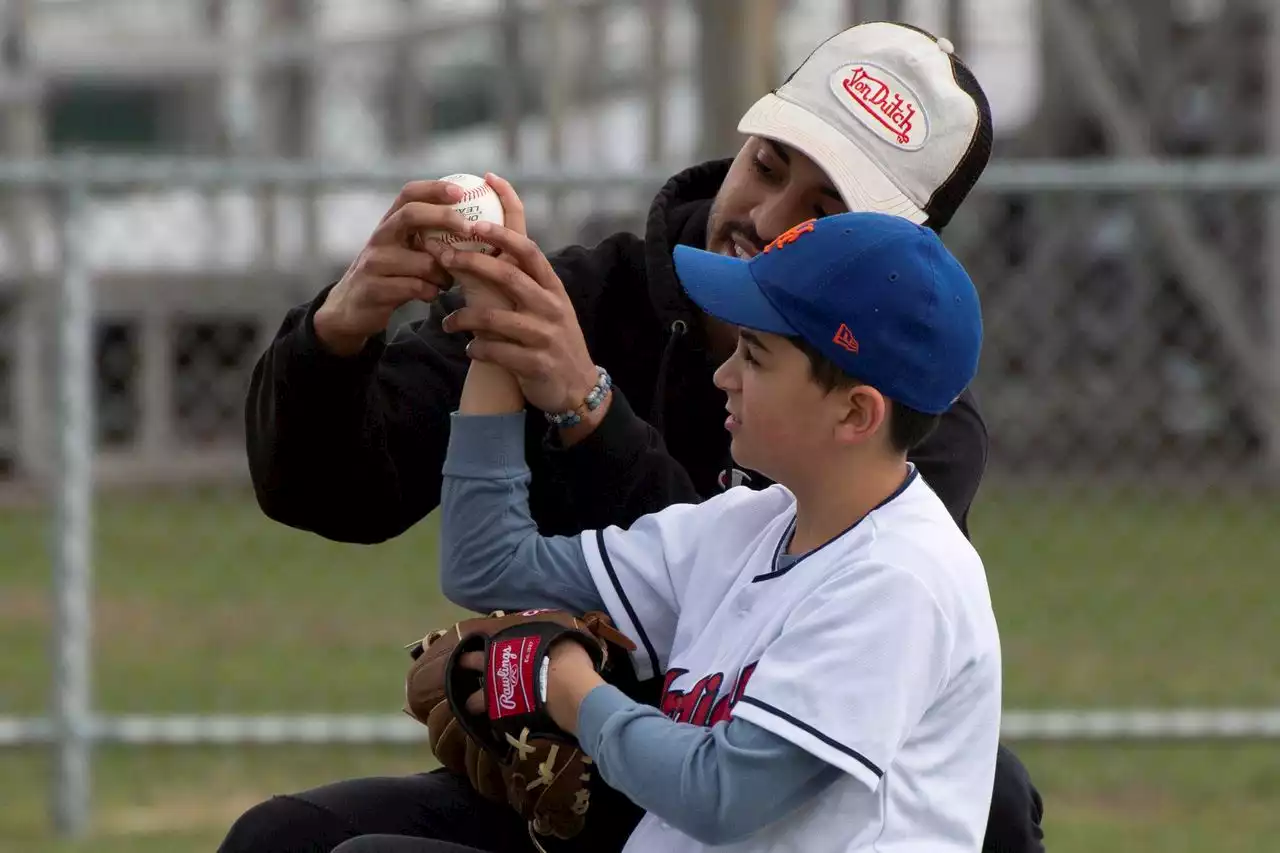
xmin=736 ymin=696 xmax=884 ymax=778
xmin=751 ymin=465 xmax=920 ymax=583
xmin=595 ymin=528 xmax=662 ymax=678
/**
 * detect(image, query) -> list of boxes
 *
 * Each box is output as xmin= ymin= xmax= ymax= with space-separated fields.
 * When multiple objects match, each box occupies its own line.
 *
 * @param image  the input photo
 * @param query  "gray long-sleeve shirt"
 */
xmin=439 ymin=411 xmax=840 ymax=846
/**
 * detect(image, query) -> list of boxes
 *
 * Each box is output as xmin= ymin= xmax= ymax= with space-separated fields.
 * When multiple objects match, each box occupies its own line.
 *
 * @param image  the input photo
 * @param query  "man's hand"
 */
xmin=457 ymin=639 xmax=604 ymax=735
xmin=314 ymin=174 xmax=526 ymax=357
xmin=428 ymin=223 xmax=602 ymax=420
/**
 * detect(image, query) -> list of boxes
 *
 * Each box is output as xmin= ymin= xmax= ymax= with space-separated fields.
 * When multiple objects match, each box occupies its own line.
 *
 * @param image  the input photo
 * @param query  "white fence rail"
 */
xmin=7 ymin=708 xmax=1280 ymax=748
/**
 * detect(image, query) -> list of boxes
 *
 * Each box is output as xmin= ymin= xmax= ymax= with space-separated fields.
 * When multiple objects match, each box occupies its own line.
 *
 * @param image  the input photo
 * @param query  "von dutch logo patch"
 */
xmin=830 ymin=62 xmax=929 ymax=150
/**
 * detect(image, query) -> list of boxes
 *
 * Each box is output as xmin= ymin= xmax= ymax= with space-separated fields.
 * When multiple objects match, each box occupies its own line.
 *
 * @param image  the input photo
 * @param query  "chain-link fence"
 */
xmin=2 ymin=1 xmax=1280 ymax=851
xmin=1 ymin=155 xmax=1277 ymax=852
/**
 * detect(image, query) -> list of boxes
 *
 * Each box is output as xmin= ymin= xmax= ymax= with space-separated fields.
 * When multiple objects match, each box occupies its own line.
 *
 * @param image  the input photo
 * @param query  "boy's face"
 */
xmin=713 ymin=329 xmax=889 ymax=482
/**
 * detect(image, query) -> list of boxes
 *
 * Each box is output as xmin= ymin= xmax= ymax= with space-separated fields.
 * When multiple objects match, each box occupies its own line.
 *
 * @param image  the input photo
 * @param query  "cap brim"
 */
xmin=673 ymin=245 xmax=798 ymax=335
xmin=739 ymin=93 xmax=928 ymax=225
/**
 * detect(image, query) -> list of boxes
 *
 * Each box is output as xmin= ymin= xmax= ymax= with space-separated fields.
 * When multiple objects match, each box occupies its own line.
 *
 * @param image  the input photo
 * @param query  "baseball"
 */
xmin=423 ymin=173 xmax=504 ymax=255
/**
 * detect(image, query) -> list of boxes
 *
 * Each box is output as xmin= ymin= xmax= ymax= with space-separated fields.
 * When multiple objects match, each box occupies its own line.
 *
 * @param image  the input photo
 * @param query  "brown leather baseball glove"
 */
xmin=403 ymin=608 xmax=636 ymax=844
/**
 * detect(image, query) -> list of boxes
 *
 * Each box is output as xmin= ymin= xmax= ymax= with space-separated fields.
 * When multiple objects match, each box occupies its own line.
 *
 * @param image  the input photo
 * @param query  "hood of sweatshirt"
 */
xmin=634 ymin=159 xmax=734 ymax=435
xmin=629 ymin=158 xmax=762 ymax=495
xmin=642 ymin=158 xmax=733 ymax=332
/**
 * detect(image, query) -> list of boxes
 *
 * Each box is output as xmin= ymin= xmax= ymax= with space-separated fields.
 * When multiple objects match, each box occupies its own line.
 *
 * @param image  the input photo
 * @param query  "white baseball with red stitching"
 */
xmin=424 ymin=173 xmax=504 ymax=255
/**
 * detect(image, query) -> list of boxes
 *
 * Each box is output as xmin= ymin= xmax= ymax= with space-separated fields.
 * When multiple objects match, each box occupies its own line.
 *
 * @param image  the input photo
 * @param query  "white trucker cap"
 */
xmin=738 ymin=21 xmax=993 ymax=230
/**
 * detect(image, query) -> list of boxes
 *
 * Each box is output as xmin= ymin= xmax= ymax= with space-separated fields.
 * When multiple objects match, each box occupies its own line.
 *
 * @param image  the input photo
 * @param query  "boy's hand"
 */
xmin=546 ymin=640 xmax=606 ymax=734
xmin=456 ymin=638 xmax=604 ymax=735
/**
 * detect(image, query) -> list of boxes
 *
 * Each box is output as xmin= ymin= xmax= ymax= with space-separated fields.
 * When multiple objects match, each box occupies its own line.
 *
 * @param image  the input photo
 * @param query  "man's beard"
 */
xmin=705 ymin=205 xmax=764 ymax=259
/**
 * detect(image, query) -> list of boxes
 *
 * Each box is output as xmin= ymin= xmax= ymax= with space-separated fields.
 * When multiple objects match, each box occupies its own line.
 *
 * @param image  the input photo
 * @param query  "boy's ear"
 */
xmin=833 ymin=385 xmax=889 ymax=446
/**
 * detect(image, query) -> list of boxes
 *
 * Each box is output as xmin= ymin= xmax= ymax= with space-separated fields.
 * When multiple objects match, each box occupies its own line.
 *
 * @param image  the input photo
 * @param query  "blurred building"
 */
xmin=0 ymin=0 xmax=1277 ymax=490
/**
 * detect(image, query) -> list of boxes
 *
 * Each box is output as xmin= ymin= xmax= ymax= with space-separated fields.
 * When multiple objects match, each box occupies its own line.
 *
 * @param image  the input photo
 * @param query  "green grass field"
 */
xmin=2 ymin=481 xmax=1279 ymax=852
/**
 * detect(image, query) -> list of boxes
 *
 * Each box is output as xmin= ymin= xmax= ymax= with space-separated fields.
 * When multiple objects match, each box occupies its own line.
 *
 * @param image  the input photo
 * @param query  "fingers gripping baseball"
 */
xmin=485 ymin=173 xmax=527 ymax=240
xmin=419 ymin=173 xmax=518 ymax=315
xmin=363 ymin=245 xmax=448 ymax=282
xmin=381 ymin=201 xmax=475 ymax=248
xmin=379 ymin=179 xmax=465 ymax=224
xmin=313 ymin=174 xmax=506 ymax=356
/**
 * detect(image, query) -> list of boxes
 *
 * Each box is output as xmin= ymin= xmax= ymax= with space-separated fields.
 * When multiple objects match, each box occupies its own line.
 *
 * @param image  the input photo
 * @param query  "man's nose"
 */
xmin=752 ymin=194 xmax=806 ymax=246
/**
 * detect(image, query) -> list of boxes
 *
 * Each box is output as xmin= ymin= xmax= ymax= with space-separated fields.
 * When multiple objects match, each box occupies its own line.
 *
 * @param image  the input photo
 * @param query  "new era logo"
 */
xmin=833 ymin=324 xmax=859 ymax=353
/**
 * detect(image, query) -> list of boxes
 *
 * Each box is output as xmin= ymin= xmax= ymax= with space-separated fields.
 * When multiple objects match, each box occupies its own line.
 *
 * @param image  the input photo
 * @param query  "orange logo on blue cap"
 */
xmin=761 ymin=219 xmax=817 ymax=255
xmin=833 ymin=324 xmax=859 ymax=354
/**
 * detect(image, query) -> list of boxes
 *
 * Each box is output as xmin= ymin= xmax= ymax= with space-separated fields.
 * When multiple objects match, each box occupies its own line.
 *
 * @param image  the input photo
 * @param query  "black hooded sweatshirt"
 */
xmin=243 ymin=160 xmax=1043 ymax=852
xmin=245 ymin=159 xmax=988 ymax=545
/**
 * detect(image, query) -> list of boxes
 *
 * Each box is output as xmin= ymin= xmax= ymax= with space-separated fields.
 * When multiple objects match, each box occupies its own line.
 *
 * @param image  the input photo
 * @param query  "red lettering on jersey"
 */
xmin=689 ymin=674 xmax=723 ymax=724
xmin=709 ymin=663 xmax=757 ymax=725
xmin=660 ymin=668 xmax=690 ymax=719
xmin=659 ymin=661 xmax=759 ymax=727
xmin=733 ymin=662 xmax=757 ymax=704
xmin=676 ymin=675 xmax=707 ymax=723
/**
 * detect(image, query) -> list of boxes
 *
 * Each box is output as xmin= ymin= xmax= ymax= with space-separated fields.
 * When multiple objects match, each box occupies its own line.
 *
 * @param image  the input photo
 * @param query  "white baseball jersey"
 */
xmin=580 ymin=467 xmax=1002 ymax=853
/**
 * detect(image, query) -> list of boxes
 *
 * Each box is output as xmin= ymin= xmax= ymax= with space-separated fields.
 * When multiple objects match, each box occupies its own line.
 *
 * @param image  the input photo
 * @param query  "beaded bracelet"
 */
xmin=545 ymin=366 xmax=612 ymax=429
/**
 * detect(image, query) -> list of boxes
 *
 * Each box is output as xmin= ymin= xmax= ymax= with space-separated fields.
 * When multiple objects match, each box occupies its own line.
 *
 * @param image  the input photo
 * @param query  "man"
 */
xmin=228 ymin=20 xmax=1044 ymax=853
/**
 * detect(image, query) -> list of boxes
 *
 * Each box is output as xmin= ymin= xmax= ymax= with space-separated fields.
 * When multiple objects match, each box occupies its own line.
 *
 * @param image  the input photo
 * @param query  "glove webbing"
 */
xmin=507 ymin=727 xmax=595 ymax=852
xmin=503 ymin=729 xmax=592 ymax=799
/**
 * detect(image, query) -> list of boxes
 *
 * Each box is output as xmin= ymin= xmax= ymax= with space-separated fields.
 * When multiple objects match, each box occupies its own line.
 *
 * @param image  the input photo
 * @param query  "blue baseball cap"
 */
xmin=673 ymin=211 xmax=981 ymax=415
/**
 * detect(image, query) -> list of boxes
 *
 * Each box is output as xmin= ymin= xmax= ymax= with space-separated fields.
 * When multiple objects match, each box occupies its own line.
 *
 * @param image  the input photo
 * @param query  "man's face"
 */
xmin=701 ymin=138 xmax=848 ymax=358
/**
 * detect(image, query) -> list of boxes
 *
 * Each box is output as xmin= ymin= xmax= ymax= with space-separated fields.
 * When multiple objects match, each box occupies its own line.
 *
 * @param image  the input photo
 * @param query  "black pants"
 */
xmin=331 ymin=841 xmax=489 ymax=853
xmin=218 ymin=746 xmax=1044 ymax=853
xmin=217 ymin=765 xmax=638 ymax=853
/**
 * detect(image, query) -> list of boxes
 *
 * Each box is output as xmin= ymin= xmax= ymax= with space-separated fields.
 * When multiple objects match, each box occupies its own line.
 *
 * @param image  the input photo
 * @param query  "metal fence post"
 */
xmin=50 ymin=177 xmax=94 ymax=838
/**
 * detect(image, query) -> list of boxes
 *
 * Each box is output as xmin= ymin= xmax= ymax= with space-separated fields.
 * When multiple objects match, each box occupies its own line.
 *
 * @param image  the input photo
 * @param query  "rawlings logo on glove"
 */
xmin=491 ymin=637 xmax=537 ymax=716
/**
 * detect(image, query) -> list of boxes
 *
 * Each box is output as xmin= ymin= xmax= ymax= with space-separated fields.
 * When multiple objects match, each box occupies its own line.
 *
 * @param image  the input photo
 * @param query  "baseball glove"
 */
xmin=403 ymin=608 xmax=636 ymax=843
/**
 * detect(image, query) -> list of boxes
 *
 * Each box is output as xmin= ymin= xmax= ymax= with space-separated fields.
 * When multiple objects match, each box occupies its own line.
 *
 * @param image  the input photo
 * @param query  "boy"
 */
xmin=362 ymin=210 xmax=1001 ymax=853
